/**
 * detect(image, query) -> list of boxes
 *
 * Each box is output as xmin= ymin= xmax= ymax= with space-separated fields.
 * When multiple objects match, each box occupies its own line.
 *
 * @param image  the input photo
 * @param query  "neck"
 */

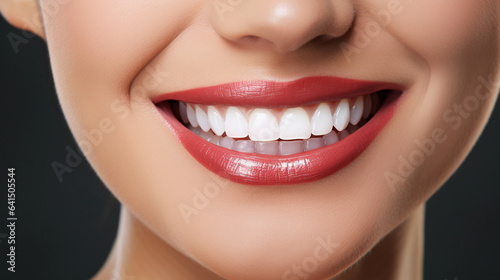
xmin=94 ymin=205 xmax=425 ymax=280
xmin=93 ymin=207 xmax=225 ymax=280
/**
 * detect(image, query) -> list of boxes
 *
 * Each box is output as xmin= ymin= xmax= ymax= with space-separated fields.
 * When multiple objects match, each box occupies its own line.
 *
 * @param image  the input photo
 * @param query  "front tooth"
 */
xmin=280 ymin=108 xmax=311 ymax=140
xmin=196 ymin=105 xmax=210 ymax=132
xmin=249 ymin=109 xmax=279 ymax=141
xmin=350 ymin=96 xmax=364 ymax=125
xmin=187 ymin=104 xmax=199 ymax=127
xmin=234 ymin=140 xmax=255 ymax=153
xmin=255 ymin=141 xmax=279 ymax=155
xmin=225 ymin=107 xmax=248 ymax=138
xmin=179 ymin=102 xmax=189 ymax=124
xmin=207 ymin=106 xmax=225 ymax=136
xmin=333 ymin=99 xmax=350 ymax=131
xmin=311 ymin=103 xmax=333 ymax=136
xmin=279 ymin=141 xmax=303 ymax=156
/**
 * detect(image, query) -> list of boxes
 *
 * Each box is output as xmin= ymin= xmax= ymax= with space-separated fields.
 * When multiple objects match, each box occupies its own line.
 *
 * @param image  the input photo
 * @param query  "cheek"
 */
xmin=39 ymin=0 xmax=209 ymax=223
xmin=40 ymin=0 xmax=207 ymax=184
xmin=42 ymin=0 xmax=203 ymax=108
xmin=375 ymin=0 xmax=500 ymax=138
xmin=375 ymin=0 xmax=500 ymax=203
xmin=387 ymin=0 xmax=497 ymax=63
xmin=395 ymin=0 xmax=500 ymax=129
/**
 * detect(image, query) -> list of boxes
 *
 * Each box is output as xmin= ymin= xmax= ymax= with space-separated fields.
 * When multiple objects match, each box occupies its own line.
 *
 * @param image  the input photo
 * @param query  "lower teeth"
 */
xmin=188 ymin=124 xmax=360 ymax=156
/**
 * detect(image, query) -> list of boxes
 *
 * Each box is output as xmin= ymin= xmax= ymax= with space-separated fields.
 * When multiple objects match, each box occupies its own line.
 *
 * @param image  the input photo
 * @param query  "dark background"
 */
xmin=1 ymin=17 xmax=499 ymax=280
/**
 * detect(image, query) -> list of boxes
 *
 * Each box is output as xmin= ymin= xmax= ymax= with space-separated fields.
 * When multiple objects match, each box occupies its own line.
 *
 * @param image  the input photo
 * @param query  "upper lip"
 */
xmin=152 ymin=76 xmax=404 ymax=107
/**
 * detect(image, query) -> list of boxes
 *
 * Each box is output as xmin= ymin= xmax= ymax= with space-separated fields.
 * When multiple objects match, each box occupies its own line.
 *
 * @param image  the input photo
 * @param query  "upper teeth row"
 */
xmin=179 ymin=94 xmax=380 ymax=142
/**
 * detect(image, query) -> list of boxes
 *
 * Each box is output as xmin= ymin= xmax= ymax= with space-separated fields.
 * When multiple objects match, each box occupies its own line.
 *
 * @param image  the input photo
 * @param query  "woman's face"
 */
xmin=38 ymin=0 xmax=499 ymax=279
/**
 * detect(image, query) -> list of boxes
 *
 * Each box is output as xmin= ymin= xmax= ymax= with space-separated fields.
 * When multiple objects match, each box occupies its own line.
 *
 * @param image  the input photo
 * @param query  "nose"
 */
xmin=209 ymin=0 xmax=355 ymax=53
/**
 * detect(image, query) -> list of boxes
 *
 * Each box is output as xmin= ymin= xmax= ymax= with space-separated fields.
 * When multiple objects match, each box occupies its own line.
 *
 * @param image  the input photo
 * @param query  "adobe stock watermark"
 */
xmin=340 ymin=0 xmax=412 ymax=63
xmin=7 ymin=0 xmax=74 ymax=54
xmin=385 ymin=74 xmax=498 ymax=192
xmin=213 ymin=0 xmax=244 ymax=21
xmin=50 ymin=64 xmax=169 ymax=183
xmin=282 ymin=235 xmax=340 ymax=280
xmin=179 ymin=171 xmax=231 ymax=224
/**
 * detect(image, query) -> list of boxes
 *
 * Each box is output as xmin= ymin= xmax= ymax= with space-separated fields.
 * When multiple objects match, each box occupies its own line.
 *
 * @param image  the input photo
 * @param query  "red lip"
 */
xmin=153 ymin=76 xmax=403 ymax=107
xmin=154 ymin=77 xmax=402 ymax=185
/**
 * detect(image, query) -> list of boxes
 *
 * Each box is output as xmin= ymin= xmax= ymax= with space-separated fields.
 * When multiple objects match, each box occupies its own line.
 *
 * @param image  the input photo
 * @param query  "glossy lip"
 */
xmin=152 ymin=76 xmax=403 ymax=107
xmin=154 ymin=77 xmax=403 ymax=185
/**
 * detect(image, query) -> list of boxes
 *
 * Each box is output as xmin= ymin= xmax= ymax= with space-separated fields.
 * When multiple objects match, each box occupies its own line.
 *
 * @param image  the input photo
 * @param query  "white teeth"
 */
xmin=350 ymin=96 xmax=364 ymax=126
xmin=208 ymin=135 xmax=222 ymax=145
xmin=179 ymin=102 xmax=189 ymax=124
xmin=189 ymin=124 xmax=344 ymax=155
xmin=180 ymin=92 xmax=383 ymax=154
xmin=196 ymin=105 xmax=210 ymax=132
xmin=186 ymin=104 xmax=199 ymax=128
xmin=280 ymin=108 xmax=312 ymax=140
xmin=199 ymin=130 xmax=211 ymax=140
xmin=362 ymin=95 xmax=372 ymax=119
xmin=200 ymin=131 xmax=222 ymax=145
xmin=219 ymin=137 xmax=235 ymax=150
xmin=225 ymin=107 xmax=248 ymax=138
xmin=323 ymin=131 xmax=339 ymax=146
xmin=189 ymin=125 xmax=202 ymax=135
xmin=279 ymin=141 xmax=304 ymax=156
xmin=333 ymin=99 xmax=350 ymax=131
xmin=255 ymin=141 xmax=279 ymax=155
xmin=304 ymin=138 xmax=325 ymax=151
xmin=311 ymin=103 xmax=334 ymax=136
xmin=249 ymin=109 xmax=279 ymax=142
xmin=234 ymin=140 xmax=255 ymax=153
xmin=207 ymin=106 xmax=225 ymax=136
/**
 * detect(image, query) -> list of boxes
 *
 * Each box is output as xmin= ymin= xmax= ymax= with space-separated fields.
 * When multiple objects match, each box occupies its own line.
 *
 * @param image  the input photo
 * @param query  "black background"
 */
xmin=1 ymin=17 xmax=499 ymax=280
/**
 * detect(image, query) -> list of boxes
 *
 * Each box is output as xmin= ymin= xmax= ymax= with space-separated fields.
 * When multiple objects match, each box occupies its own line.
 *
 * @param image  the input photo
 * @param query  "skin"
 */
xmin=1 ymin=0 xmax=499 ymax=279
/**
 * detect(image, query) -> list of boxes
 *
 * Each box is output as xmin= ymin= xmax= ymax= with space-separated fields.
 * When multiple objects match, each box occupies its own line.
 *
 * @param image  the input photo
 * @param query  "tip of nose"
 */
xmin=211 ymin=1 xmax=354 ymax=53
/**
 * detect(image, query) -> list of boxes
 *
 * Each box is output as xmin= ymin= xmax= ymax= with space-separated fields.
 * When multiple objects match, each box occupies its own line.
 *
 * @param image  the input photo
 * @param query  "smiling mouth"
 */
xmin=154 ymin=77 xmax=403 ymax=185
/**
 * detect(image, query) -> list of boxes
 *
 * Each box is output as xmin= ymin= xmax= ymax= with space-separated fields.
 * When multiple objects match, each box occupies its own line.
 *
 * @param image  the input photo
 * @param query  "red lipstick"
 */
xmin=154 ymin=77 xmax=402 ymax=185
xmin=153 ymin=76 xmax=402 ymax=107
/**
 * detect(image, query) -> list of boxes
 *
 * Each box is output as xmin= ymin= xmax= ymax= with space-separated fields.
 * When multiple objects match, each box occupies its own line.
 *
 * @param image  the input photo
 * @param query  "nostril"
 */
xmin=240 ymin=35 xmax=261 ymax=42
xmin=235 ymin=35 xmax=275 ymax=49
xmin=315 ymin=34 xmax=335 ymax=43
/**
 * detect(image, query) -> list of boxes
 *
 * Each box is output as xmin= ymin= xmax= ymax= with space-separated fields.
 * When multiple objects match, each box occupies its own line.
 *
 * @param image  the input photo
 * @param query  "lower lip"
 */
xmin=156 ymin=93 xmax=399 ymax=185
